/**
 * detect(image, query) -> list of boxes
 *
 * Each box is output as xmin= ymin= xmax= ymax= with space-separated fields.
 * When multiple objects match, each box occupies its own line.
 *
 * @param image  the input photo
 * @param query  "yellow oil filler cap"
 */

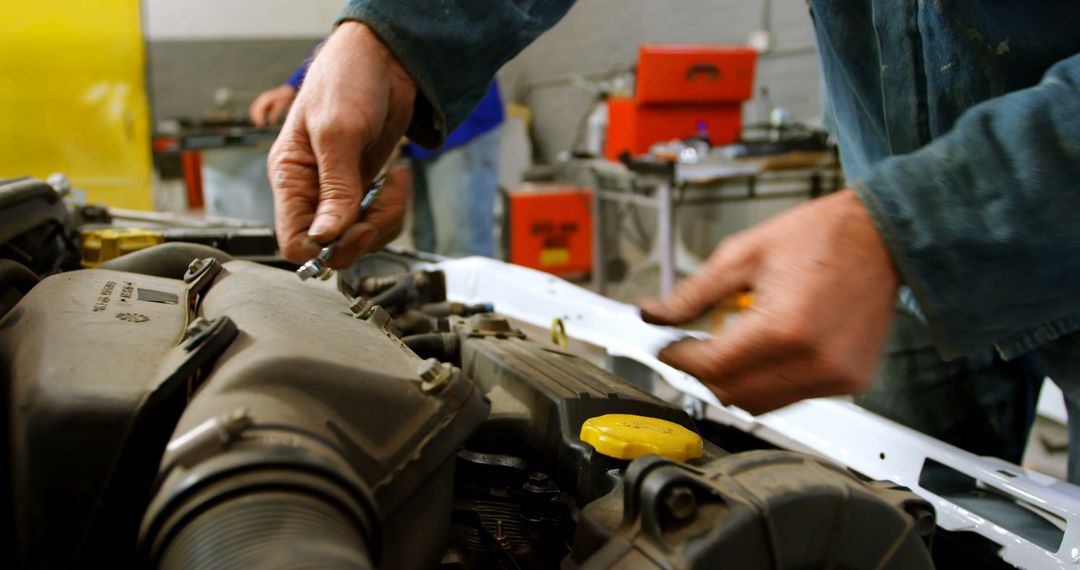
xmin=580 ymin=414 xmax=703 ymax=462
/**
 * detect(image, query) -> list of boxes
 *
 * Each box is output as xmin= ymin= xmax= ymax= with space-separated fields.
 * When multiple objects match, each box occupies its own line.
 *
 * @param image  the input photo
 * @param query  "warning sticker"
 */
xmin=540 ymin=248 xmax=570 ymax=266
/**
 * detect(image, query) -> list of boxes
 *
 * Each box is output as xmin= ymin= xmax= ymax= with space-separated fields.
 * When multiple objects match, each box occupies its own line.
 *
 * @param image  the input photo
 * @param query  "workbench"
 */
xmin=153 ymin=121 xmax=278 ymax=223
xmin=589 ymin=150 xmax=843 ymax=295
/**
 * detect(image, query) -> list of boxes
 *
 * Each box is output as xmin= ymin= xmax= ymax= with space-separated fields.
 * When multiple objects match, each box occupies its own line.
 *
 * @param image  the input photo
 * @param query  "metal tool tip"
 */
xmin=296 ymin=261 xmax=320 ymax=281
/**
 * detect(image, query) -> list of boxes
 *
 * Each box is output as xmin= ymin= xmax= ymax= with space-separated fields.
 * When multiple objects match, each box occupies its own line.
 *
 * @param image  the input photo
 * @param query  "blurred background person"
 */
xmin=249 ymin=49 xmax=315 ymax=128
xmin=408 ymin=82 xmax=502 ymax=258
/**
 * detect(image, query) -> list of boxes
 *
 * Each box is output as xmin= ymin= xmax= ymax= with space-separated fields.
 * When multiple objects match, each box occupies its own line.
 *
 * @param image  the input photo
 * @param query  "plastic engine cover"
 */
xmin=140 ymin=260 xmax=488 ymax=569
xmin=1 ymin=259 xmax=488 ymax=569
xmin=1 ymin=269 xmax=193 ymax=567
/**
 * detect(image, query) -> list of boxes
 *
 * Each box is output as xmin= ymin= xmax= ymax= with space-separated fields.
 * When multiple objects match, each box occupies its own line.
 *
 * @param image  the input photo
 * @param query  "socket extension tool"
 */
xmin=296 ymin=176 xmax=386 ymax=281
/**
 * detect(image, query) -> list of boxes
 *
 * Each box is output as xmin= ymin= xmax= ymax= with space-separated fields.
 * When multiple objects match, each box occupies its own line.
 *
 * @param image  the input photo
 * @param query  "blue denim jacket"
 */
xmin=338 ymin=0 xmax=571 ymax=148
xmin=340 ymin=0 xmax=1080 ymax=361
xmin=406 ymin=82 xmax=504 ymax=160
xmin=808 ymin=1 xmax=1080 ymax=360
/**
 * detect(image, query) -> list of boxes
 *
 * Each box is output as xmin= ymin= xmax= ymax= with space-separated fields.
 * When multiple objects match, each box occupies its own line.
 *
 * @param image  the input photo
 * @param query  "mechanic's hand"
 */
xmin=268 ymin=21 xmax=416 ymax=266
xmin=337 ymin=162 xmax=411 ymax=263
xmin=639 ymin=189 xmax=900 ymax=414
xmin=249 ymin=84 xmax=297 ymax=128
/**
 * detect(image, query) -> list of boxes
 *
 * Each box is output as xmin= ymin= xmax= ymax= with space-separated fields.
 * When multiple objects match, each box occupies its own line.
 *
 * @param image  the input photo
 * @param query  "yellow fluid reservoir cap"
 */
xmin=580 ymin=414 xmax=703 ymax=462
xmin=81 ymin=227 xmax=164 ymax=268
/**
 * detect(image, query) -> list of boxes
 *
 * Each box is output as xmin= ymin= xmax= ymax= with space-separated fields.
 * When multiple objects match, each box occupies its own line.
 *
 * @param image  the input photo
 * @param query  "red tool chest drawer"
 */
xmin=506 ymin=184 xmax=593 ymax=278
xmin=605 ymin=99 xmax=743 ymax=160
xmin=634 ymin=44 xmax=757 ymax=104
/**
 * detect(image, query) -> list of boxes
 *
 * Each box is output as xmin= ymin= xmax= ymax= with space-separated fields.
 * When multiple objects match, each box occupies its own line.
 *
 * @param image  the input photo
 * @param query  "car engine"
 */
xmin=0 ymin=176 xmax=936 ymax=569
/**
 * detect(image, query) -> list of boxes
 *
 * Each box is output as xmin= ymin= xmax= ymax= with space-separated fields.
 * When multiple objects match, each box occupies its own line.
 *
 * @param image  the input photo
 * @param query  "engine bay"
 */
xmin=1 ymin=242 xmax=933 ymax=568
xmin=5 ymin=174 xmax=1037 ymax=569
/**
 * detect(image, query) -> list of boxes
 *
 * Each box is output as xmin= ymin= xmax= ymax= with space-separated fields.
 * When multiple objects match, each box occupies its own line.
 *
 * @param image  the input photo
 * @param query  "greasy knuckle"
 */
xmin=269 ymin=164 xmax=314 ymax=193
xmin=269 ymin=138 xmax=309 ymax=164
xmin=267 ymin=151 xmax=292 ymax=172
xmin=267 ymin=141 xmax=287 ymax=162
xmin=660 ymin=340 xmax=696 ymax=365
xmin=278 ymin=192 xmax=314 ymax=212
xmin=716 ymin=233 xmax=755 ymax=263
xmin=318 ymin=182 xmax=361 ymax=204
xmin=712 ymin=242 xmax=742 ymax=265
xmin=313 ymin=119 xmax=366 ymax=144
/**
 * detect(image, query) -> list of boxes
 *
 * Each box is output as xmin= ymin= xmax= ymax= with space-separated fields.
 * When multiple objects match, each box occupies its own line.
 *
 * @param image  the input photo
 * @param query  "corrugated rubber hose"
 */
xmin=158 ymin=491 xmax=373 ymax=570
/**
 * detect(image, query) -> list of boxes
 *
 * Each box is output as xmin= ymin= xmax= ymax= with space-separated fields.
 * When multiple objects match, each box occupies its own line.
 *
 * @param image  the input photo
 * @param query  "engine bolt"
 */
xmin=418 ymin=359 xmax=452 ymax=392
xmin=905 ymin=504 xmax=936 ymax=537
xmin=418 ymin=358 xmax=441 ymax=382
xmin=662 ymin=486 xmax=697 ymax=521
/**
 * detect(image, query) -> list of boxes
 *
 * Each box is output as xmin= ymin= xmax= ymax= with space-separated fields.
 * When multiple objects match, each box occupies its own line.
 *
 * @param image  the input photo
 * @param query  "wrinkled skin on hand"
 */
xmin=249 ymin=84 xmax=297 ymax=128
xmin=640 ymin=189 xmax=900 ymax=414
xmin=268 ymin=21 xmax=416 ymax=267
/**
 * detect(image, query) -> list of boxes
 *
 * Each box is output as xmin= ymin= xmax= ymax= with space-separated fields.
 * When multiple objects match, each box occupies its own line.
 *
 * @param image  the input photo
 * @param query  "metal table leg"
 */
xmin=656 ymin=179 xmax=675 ymax=296
xmin=590 ymin=171 xmax=605 ymax=294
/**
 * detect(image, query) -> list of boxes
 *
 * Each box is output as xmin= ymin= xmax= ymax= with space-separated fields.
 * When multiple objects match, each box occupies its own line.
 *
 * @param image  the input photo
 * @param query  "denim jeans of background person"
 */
xmin=268 ymin=2 xmax=1080 ymax=480
xmin=409 ymin=83 xmax=503 ymax=257
xmin=253 ymin=53 xmax=504 ymax=258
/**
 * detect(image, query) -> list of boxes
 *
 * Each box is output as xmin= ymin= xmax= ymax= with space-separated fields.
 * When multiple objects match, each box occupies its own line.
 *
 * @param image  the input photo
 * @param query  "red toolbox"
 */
xmin=606 ymin=100 xmax=743 ymax=158
xmin=605 ymin=44 xmax=757 ymax=160
xmin=635 ymin=44 xmax=756 ymax=104
xmin=506 ymin=183 xmax=592 ymax=278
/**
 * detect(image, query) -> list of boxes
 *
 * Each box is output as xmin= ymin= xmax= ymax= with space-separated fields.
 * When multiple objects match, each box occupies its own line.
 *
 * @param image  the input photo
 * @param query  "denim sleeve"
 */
xmin=338 ymin=0 xmax=574 ymax=148
xmin=853 ymin=52 xmax=1080 ymax=360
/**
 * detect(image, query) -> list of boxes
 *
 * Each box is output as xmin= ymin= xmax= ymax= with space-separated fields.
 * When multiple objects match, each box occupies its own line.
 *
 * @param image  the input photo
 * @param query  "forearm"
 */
xmin=338 ymin=0 xmax=574 ymax=147
xmin=854 ymin=52 xmax=1080 ymax=358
